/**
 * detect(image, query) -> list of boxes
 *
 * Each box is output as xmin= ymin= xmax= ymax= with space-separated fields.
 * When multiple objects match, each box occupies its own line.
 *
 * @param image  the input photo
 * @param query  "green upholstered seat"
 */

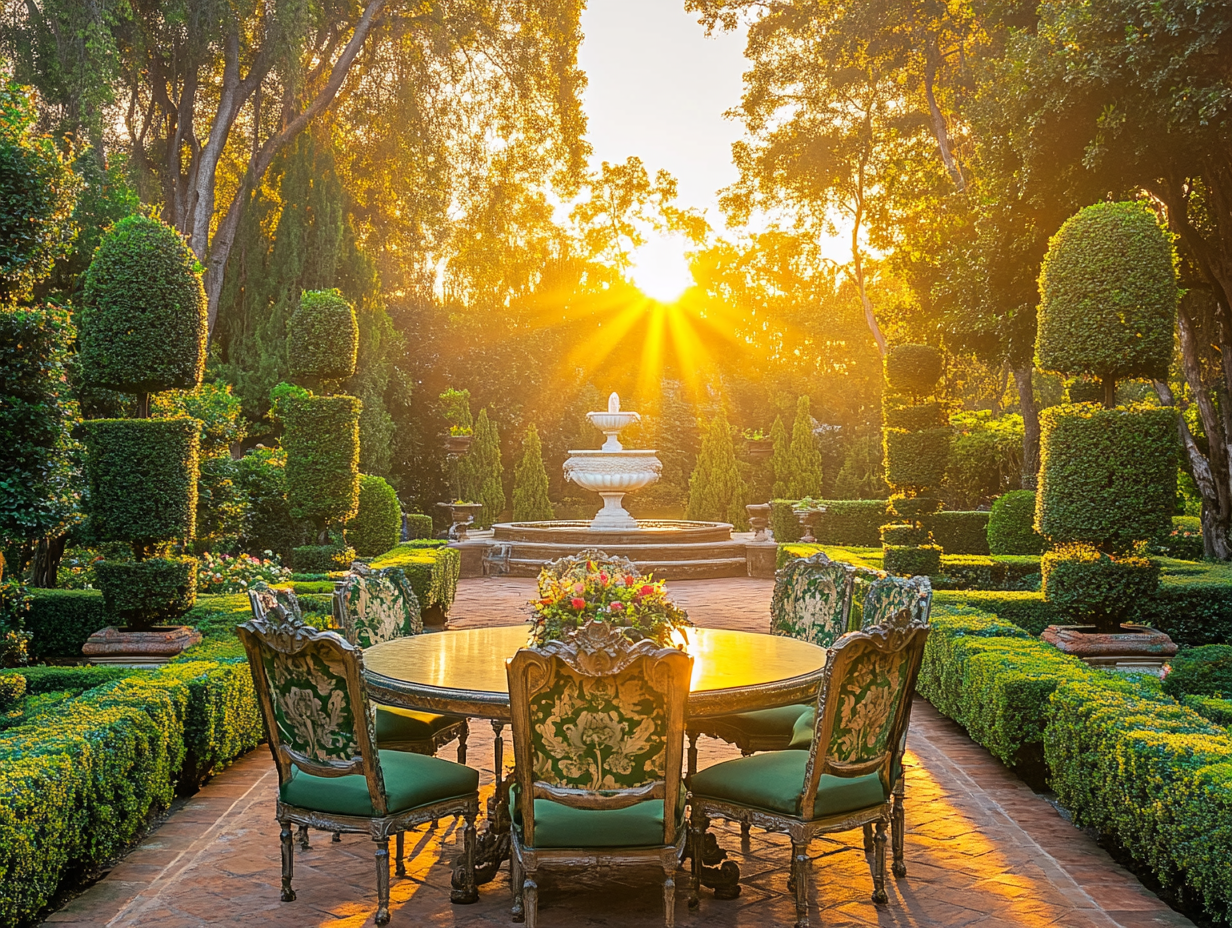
xmin=375 ymin=706 xmax=463 ymax=743
xmin=690 ymin=750 xmax=887 ymax=819
xmin=717 ymin=703 xmax=812 ymax=739
xmin=511 ymin=786 xmax=686 ymax=849
xmin=280 ymin=749 xmax=478 ymax=818
xmin=789 ymin=707 xmax=815 ymax=749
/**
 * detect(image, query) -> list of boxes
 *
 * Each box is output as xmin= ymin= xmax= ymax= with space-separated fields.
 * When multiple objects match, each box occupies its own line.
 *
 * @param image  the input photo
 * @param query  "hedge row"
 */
xmin=369 ymin=543 xmax=461 ymax=621
xmin=926 ymin=511 xmax=990 ymax=555
xmin=778 ymin=545 xmax=1041 ymax=591
xmin=770 ymin=499 xmax=888 ymax=546
xmin=919 ymin=605 xmax=1232 ymax=923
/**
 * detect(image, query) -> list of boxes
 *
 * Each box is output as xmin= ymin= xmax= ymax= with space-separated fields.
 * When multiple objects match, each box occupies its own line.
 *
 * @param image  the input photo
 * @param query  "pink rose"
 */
xmin=609 ymin=601 xmax=624 ymax=612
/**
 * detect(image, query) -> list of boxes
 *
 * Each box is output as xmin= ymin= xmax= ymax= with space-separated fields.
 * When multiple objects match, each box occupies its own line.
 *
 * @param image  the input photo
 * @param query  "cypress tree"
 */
xmin=786 ymin=396 xmax=824 ymax=499
xmin=686 ymin=412 xmax=749 ymax=528
xmin=470 ymin=409 xmax=505 ymax=528
xmin=769 ymin=414 xmax=789 ymax=499
xmin=513 ymin=424 xmax=555 ymax=521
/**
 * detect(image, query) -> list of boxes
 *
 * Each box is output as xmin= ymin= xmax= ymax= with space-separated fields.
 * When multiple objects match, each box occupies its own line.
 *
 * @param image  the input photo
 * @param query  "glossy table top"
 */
xmin=363 ymin=625 xmax=827 ymax=721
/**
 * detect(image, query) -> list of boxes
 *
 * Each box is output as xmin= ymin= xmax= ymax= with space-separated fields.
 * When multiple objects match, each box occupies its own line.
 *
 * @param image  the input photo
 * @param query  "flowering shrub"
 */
xmin=195 ymin=551 xmax=291 ymax=594
xmin=529 ymin=555 xmax=690 ymax=647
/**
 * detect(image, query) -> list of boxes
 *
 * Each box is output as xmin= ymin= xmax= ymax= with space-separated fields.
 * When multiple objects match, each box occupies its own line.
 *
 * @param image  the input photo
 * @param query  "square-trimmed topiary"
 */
xmin=884 ymin=401 xmax=945 ymax=431
xmin=349 ymin=474 xmax=401 ymax=558
xmin=883 ymin=544 xmax=941 ymax=577
xmin=1041 ymin=544 xmax=1159 ymax=631
xmin=79 ymin=214 xmax=207 ymax=395
xmin=288 ymin=289 xmax=359 ymax=384
xmin=292 ymin=545 xmax=356 ymax=573
xmin=1036 ymin=404 xmax=1177 ymax=551
xmin=278 ymin=392 xmax=361 ymax=534
xmin=883 ymin=428 xmax=952 ymax=490
xmin=988 ymin=490 xmax=1046 ymax=555
xmin=94 ymin=556 xmax=198 ymax=629
xmin=928 ymin=511 xmax=991 ymax=555
xmin=81 ymin=417 xmax=200 ymax=547
xmin=880 ymin=522 xmax=929 ymax=546
xmin=24 ymin=589 xmax=111 ymax=658
xmin=404 ymin=513 xmax=434 ymax=539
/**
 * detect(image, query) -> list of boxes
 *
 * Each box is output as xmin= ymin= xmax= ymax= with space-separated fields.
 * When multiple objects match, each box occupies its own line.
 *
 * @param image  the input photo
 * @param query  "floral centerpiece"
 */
xmin=529 ymin=550 xmax=690 ymax=647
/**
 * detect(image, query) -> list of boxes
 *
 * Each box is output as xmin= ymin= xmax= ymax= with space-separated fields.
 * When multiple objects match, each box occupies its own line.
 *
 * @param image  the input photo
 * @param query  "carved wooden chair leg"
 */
xmin=862 ymin=823 xmax=874 ymax=853
xmin=511 ymin=850 xmax=525 ymax=922
xmin=395 ymin=831 xmax=406 ymax=877
xmin=332 ymin=831 xmax=341 ymax=842
xmin=374 ymin=837 xmax=391 ymax=926
xmin=662 ymin=858 xmax=676 ymax=928
xmin=279 ymin=822 xmax=296 ymax=902
xmin=791 ymin=839 xmax=809 ymax=928
xmin=740 ymin=820 xmax=751 ymax=840
xmin=522 ymin=878 xmax=539 ymax=928
xmin=457 ymin=718 xmax=469 ymax=765
xmin=455 ymin=807 xmax=479 ymax=904
xmin=892 ymin=786 xmax=907 ymax=877
xmin=688 ymin=808 xmax=704 ymax=908
xmin=297 ymin=824 xmax=310 ymax=850
xmin=871 ymin=821 xmax=889 ymax=904
xmin=687 ymin=730 xmax=699 ymax=780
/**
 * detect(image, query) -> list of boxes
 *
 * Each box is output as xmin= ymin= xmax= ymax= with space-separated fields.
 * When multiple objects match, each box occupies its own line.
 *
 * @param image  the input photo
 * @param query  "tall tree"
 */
xmin=513 ymin=424 xmax=554 ymax=522
xmin=786 ymin=395 xmax=824 ymax=498
xmin=687 ymin=411 xmax=748 ymax=528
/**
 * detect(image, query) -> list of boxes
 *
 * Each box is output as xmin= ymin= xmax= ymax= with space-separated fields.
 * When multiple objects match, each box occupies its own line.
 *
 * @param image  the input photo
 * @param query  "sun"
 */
xmin=629 ymin=234 xmax=694 ymax=303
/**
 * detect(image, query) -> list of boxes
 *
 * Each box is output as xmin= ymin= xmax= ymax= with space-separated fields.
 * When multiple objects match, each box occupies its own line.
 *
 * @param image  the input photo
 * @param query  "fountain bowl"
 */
xmin=562 ymin=450 xmax=661 ymax=494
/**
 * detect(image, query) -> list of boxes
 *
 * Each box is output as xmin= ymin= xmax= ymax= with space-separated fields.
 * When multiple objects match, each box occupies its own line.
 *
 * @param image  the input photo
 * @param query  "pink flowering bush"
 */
xmin=196 ymin=551 xmax=291 ymax=594
xmin=529 ymin=555 xmax=690 ymax=647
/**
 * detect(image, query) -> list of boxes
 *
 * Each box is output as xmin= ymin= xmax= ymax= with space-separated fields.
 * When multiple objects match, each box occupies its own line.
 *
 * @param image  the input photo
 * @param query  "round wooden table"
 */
xmin=362 ymin=624 xmax=827 ymax=902
xmin=363 ymin=624 xmax=828 ymax=720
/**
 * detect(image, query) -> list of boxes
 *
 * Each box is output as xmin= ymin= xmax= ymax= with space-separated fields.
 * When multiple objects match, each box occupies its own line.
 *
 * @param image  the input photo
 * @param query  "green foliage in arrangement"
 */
xmin=370 ymin=543 xmax=461 ymax=623
xmin=235 ymin=448 xmax=304 ymax=559
xmin=1150 ymin=515 xmax=1204 ymax=561
xmin=94 ymin=556 xmax=198 ymax=629
xmin=438 ymin=387 xmax=473 ymax=432
xmin=277 ymin=392 xmax=361 ymax=534
xmin=932 ymin=556 xmax=1008 ymax=592
xmin=884 ymin=402 xmax=945 ymax=431
xmin=404 ymin=513 xmax=434 ymax=539
xmin=0 ymin=80 xmax=80 ymax=304
xmin=1163 ymin=646 xmax=1232 ymax=700
xmin=1041 ymin=545 xmax=1159 ymax=628
xmin=888 ymin=494 xmax=941 ymax=522
xmin=927 ymin=511 xmax=990 ymax=556
xmin=883 ymin=427 xmax=951 ymax=491
xmin=769 ymin=414 xmax=790 ymax=499
xmin=1036 ymin=202 xmax=1178 ymax=387
xmin=292 ymin=545 xmax=355 ymax=573
xmin=17 ymin=665 xmax=135 ymax=695
xmin=513 ymin=424 xmax=554 ymax=522
xmin=0 ymin=305 xmax=79 ymax=545
xmin=81 ymin=418 xmax=200 ymax=548
xmin=945 ymin=411 xmax=1024 ymax=509
xmin=687 ymin=411 xmax=749 ymax=529
xmin=783 ymin=396 xmax=823 ymax=499
xmin=349 ymin=475 xmax=401 ymax=558
xmin=883 ymin=544 xmax=942 ymax=577
xmin=884 ymin=344 xmax=943 ymax=398
xmin=288 ymin=288 xmax=359 ymax=384
xmin=1036 ymin=404 xmax=1177 ymax=551
xmin=1067 ymin=379 xmax=1104 ymax=405
xmin=80 ymin=215 xmax=207 ymax=395
xmin=987 ymin=490 xmax=1046 ymax=555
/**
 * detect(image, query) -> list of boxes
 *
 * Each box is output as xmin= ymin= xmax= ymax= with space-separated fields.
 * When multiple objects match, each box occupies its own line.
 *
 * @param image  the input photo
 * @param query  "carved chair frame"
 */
xmin=690 ymin=622 xmax=929 ymax=927
xmin=330 ymin=568 xmax=469 ymax=762
xmin=506 ymin=621 xmax=693 ymax=928
xmin=238 ymin=608 xmax=480 ymax=924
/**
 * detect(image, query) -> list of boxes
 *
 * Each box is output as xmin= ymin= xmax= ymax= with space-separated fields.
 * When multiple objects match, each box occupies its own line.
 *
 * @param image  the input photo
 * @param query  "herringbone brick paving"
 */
xmin=44 ymin=577 xmax=1194 ymax=927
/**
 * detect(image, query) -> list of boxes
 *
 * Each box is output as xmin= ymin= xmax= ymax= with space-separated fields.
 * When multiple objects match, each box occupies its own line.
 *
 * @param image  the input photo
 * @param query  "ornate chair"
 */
xmin=686 ymin=552 xmax=859 ymax=781
xmin=333 ymin=565 xmax=469 ymax=764
xmin=506 ymin=620 xmax=693 ymax=928
xmin=689 ymin=620 xmax=929 ymax=927
xmin=237 ymin=603 xmax=480 ymax=925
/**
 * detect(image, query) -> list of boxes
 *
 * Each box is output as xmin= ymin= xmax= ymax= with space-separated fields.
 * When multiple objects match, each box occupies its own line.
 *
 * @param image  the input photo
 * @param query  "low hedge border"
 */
xmin=927 ymin=511 xmax=991 ymax=555
xmin=369 ymin=543 xmax=461 ymax=621
xmin=770 ymin=499 xmax=888 ymax=546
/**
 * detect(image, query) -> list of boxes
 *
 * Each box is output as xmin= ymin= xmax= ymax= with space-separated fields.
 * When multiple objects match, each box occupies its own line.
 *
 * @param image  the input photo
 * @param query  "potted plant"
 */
xmin=437 ymin=500 xmax=484 ymax=541
xmin=792 ymin=496 xmax=827 ymax=544
xmin=445 ymin=424 xmax=474 ymax=455
xmin=440 ymin=388 xmax=475 ymax=456
xmin=744 ymin=428 xmax=773 ymax=463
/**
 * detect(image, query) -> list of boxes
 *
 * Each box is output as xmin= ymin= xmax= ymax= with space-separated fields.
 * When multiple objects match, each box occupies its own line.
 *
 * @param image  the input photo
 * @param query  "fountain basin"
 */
xmin=562 ymin=450 xmax=662 ymax=493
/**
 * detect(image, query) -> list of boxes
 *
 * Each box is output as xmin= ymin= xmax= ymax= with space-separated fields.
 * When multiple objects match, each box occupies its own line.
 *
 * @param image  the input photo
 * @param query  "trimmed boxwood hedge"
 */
xmin=79 ymin=215 xmax=207 ymax=395
xmin=883 ymin=544 xmax=941 ymax=577
xmin=928 ymin=511 xmax=990 ymax=555
xmin=0 ymin=673 xmax=24 ymax=711
xmin=288 ymin=289 xmax=358 ymax=383
xmin=279 ymin=393 xmax=361 ymax=530
xmin=370 ymin=543 xmax=461 ymax=622
xmin=24 ymin=589 xmax=112 ymax=659
xmin=1041 ymin=544 xmax=1159 ymax=627
xmin=883 ymin=428 xmax=951 ymax=490
xmin=349 ymin=475 xmax=401 ymax=558
xmin=405 ymin=512 xmax=434 ymax=540
xmin=1162 ymin=645 xmax=1232 ymax=700
xmin=81 ymin=417 xmax=200 ymax=545
xmin=292 ymin=544 xmax=355 ymax=573
xmin=770 ymin=499 xmax=887 ymax=546
xmin=987 ymin=490 xmax=1046 ymax=555
xmin=94 ymin=556 xmax=198 ymax=627
xmin=880 ymin=523 xmax=928 ymax=546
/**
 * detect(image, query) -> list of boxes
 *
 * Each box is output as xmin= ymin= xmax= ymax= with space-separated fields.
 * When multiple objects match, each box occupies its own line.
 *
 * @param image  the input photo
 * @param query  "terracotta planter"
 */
xmin=445 ymin=434 xmax=473 ymax=455
xmin=1040 ymin=624 xmax=1178 ymax=672
xmin=83 ymin=625 xmax=203 ymax=666
xmin=746 ymin=439 xmax=773 ymax=463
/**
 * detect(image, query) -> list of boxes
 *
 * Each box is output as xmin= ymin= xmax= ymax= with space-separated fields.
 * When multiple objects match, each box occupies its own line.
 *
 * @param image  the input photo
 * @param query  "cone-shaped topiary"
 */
xmin=687 ymin=411 xmax=749 ymax=528
xmin=784 ymin=397 xmax=823 ymax=499
xmin=467 ymin=409 xmax=505 ymax=528
xmin=80 ymin=215 xmax=207 ymax=396
xmin=288 ymin=288 xmax=358 ymax=385
xmin=349 ymin=474 xmax=401 ymax=558
xmin=513 ymin=423 xmax=555 ymax=522
xmin=769 ymin=414 xmax=789 ymax=499
xmin=1036 ymin=201 xmax=1178 ymax=404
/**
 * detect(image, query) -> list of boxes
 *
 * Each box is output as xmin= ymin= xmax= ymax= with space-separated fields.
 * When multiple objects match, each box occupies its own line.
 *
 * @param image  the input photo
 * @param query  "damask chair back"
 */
xmin=506 ymin=620 xmax=693 ymax=849
xmin=249 ymin=583 xmax=306 ymax=626
xmin=796 ymin=622 xmax=930 ymax=821
xmin=540 ymin=548 xmax=641 ymax=586
xmin=237 ymin=603 xmax=391 ymax=816
xmin=333 ymin=565 xmax=423 ymax=648
xmin=859 ymin=575 xmax=933 ymax=631
xmin=770 ymin=551 xmax=856 ymax=648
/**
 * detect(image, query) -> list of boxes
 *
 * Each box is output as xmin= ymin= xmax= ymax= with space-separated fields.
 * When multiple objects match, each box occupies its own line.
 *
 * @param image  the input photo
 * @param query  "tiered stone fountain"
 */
xmin=467 ymin=393 xmax=754 ymax=579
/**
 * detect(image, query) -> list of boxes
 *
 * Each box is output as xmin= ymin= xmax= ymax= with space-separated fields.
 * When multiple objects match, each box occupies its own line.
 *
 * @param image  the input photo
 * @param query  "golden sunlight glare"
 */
xmin=629 ymin=234 xmax=694 ymax=303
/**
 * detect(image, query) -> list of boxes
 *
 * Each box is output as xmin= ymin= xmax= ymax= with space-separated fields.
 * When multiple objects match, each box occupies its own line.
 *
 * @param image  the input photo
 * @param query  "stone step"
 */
xmin=498 ymin=539 xmax=749 ymax=563
xmin=505 ymin=556 xmax=749 ymax=581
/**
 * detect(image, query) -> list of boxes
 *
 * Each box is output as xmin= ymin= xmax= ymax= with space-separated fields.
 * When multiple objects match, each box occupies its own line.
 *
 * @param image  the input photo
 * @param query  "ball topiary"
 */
xmin=94 ymin=556 xmax=197 ymax=629
xmin=80 ymin=215 xmax=207 ymax=395
xmin=883 ymin=544 xmax=942 ymax=577
xmin=987 ymin=490 xmax=1046 ymax=555
xmin=349 ymin=475 xmax=401 ymax=558
xmin=884 ymin=344 xmax=943 ymax=398
xmin=1036 ymin=201 xmax=1177 ymax=387
xmin=1036 ymin=404 xmax=1177 ymax=551
xmin=81 ymin=418 xmax=200 ymax=549
xmin=288 ymin=289 xmax=359 ymax=384
xmin=1041 ymin=545 xmax=1159 ymax=632
xmin=1162 ymin=645 xmax=1232 ymax=700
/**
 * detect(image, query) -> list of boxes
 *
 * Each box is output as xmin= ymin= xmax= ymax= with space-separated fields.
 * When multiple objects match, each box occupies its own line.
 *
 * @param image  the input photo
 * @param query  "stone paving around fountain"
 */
xmin=45 ymin=578 xmax=1194 ymax=928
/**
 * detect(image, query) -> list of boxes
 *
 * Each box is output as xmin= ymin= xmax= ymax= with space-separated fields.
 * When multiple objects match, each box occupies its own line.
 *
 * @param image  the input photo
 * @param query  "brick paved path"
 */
xmin=46 ymin=578 xmax=1193 ymax=928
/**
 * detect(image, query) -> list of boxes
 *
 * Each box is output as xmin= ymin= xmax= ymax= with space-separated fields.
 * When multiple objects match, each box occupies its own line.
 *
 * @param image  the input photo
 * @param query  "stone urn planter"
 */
xmin=745 ymin=438 xmax=773 ymax=463
xmin=444 ymin=433 xmax=473 ymax=456
xmin=746 ymin=503 xmax=772 ymax=541
xmin=1040 ymin=624 xmax=1178 ymax=672
xmin=793 ymin=506 xmax=824 ymax=544
xmin=438 ymin=501 xmax=483 ymax=542
xmin=83 ymin=625 xmax=202 ymax=666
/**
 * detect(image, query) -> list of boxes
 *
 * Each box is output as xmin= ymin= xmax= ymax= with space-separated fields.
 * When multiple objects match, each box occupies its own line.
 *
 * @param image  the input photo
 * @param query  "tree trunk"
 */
xmin=1102 ymin=376 xmax=1115 ymax=409
xmin=1013 ymin=364 xmax=1040 ymax=489
xmin=29 ymin=534 xmax=66 ymax=588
